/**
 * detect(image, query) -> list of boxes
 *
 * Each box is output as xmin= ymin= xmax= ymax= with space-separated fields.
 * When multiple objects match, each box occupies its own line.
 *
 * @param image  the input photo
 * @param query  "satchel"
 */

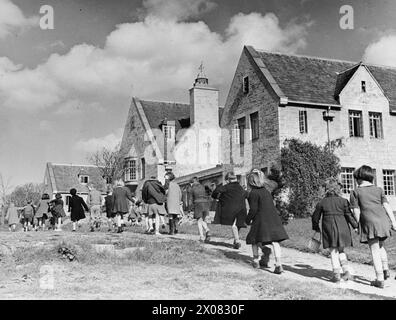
xmin=307 ymin=231 xmax=322 ymax=253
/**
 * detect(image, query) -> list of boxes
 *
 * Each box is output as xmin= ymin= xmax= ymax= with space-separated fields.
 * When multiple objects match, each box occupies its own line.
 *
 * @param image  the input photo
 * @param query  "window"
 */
xmin=237 ymin=117 xmax=246 ymax=145
xmin=340 ymin=168 xmax=355 ymax=194
xmin=105 ymin=176 xmax=112 ymax=184
xmin=163 ymin=125 xmax=174 ymax=140
xmin=250 ymin=112 xmax=259 ymax=140
xmin=243 ymin=76 xmax=249 ymax=94
xmin=349 ymin=110 xmax=363 ymax=137
xmin=369 ymin=112 xmax=383 ymax=139
xmin=125 ymin=159 xmax=137 ymax=181
xmin=299 ymin=110 xmax=308 ymax=134
xmin=361 ymin=81 xmax=366 ymax=93
xmin=383 ymin=170 xmax=395 ymax=196
xmin=79 ymin=175 xmax=89 ymax=184
xmin=141 ymin=158 xmax=146 ymax=180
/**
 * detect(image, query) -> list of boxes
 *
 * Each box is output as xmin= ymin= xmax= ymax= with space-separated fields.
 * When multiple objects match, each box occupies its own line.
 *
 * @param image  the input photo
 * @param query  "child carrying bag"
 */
xmin=307 ymin=231 xmax=322 ymax=253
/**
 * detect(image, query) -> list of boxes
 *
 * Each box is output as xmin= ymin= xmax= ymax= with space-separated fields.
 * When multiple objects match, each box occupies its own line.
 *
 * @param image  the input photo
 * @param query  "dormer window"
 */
xmin=243 ymin=76 xmax=249 ymax=94
xmin=79 ymin=175 xmax=89 ymax=184
xmin=361 ymin=81 xmax=366 ymax=93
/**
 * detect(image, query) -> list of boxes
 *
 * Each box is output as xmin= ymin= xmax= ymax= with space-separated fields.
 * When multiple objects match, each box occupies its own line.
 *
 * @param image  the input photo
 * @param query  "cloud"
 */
xmin=0 ymin=0 xmax=38 ymax=39
xmin=141 ymin=0 xmax=217 ymax=21
xmin=0 ymin=11 xmax=311 ymax=112
xmin=363 ymin=34 xmax=396 ymax=67
xmin=75 ymin=128 xmax=123 ymax=153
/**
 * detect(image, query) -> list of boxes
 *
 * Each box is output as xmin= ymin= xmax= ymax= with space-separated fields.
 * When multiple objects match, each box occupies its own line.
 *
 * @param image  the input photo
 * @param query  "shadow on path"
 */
xmin=282 ymin=264 xmax=334 ymax=282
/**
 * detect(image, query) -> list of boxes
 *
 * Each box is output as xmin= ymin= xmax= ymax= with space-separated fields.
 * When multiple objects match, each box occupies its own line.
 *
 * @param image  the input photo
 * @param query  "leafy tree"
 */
xmin=279 ymin=138 xmax=341 ymax=218
xmin=88 ymin=143 xmax=124 ymax=185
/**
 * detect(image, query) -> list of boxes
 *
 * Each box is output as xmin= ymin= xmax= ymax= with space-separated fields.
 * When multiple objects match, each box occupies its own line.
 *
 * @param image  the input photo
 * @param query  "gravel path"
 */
xmin=171 ymin=233 xmax=396 ymax=299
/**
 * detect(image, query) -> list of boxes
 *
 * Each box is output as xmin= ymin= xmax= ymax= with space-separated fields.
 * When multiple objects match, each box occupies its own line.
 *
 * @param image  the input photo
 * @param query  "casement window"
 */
xmin=243 ymin=76 xmax=249 ymax=94
xmin=383 ymin=170 xmax=395 ymax=196
xmin=237 ymin=117 xmax=246 ymax=145
xmin=299 ymin=110 xmax=308 ymax=134
xmin=125 ymin=158 xmax=137 ymax=181
xmin=340 ymin=167 xmax=355 ymax=194
xmin=349 ymin=110 xmax=363 ymax=137
xmin=250 ymin=112 xmax=259 ymax=140
xmin=361 ymin=81 xmax=366 ymax=93
xmin=141 ymin=158 xmax=146 ymax=180
xmin=369 ymin=112 xmax=383 ymax=139
xmin=163 ymin=125 xmax=174 ymax=140
xmin=79 ymin=175 xmax=89 ymax=184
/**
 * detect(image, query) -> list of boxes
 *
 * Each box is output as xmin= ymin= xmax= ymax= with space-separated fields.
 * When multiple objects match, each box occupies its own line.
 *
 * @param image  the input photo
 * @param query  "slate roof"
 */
xmin=48 ymin=163 xmax=107 ymax=194
xmin=140 ymin=100 xmax=190 ymax=133
xmin=250 ymin=47 xmax=396 ymax=112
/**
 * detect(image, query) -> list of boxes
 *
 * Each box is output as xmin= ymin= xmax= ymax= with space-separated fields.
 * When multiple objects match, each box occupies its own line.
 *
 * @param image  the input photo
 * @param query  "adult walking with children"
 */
xmin=245 ymin=169 xmax=289 ymax=274
xmin=350 ymin=165 xmax=396 ymax=288
xmin=212 ymin=172 xmax=248 ymax=249
xmin=312 ymin=178 xmax=358 ymax=283
xmin=164 ymin=172 xmax=182 ymax=235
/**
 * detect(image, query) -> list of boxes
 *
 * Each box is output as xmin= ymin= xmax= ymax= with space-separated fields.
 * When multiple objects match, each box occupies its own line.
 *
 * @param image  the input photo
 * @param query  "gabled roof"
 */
xmin=140 ymin=100 xmax=190 ymax=133
xmin=47 ymin=163 xmax=107 ymax=194
xmin=245 ymin=46 xmax=396 ymax=112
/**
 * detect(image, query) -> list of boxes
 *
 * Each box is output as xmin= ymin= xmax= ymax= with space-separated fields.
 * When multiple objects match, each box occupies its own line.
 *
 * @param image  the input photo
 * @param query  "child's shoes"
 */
xmin=331 ymin=272 xmax=341 ymax=283
xmin=384 ymin=270 xmax=390 ymax=280
xmin=341 ymin=271 xmax=354 ymax=281
xmin=370 ymin=279 xmax=384 ymax=289
xmin=274 ymin=265 xmax=284 ymax=275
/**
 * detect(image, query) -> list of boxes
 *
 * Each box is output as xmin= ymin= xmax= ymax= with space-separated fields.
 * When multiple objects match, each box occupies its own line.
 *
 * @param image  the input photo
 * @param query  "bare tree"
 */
xmin=0 ymin=172 xmax=13 ymax=205
xmin=88 ymin=143 xmax=124 ymax=185
xmin=9 ymin=182 xmax=44 ymax=207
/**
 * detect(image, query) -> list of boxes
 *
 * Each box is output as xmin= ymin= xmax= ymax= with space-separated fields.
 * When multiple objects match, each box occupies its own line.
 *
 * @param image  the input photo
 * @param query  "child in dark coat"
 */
xmin=246 ymin=169 xmax=289 ymax=274
xmin=49 ymin=193 xmax=66 ymax=231
xmin=68 ymin=188 xmax=89 ymax=232
xmin=312 ymin=178 xmax=358 ymax=283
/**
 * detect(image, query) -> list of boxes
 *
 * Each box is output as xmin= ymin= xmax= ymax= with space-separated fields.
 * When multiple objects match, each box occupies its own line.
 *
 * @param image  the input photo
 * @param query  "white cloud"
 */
xmin=363 ymin=35 xmax=396 ymax=67
xmin=75 ymin=128 xmax=123 ymax=153
xmin=141 ymin=0 xmax=217 ymax=21
xmin=0 ymin=0 xmax=38 ymax=39
xmin=0 ymin=11 xmax=310 ymax=112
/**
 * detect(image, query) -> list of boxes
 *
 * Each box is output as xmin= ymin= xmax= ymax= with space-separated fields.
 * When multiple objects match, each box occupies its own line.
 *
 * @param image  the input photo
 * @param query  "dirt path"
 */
xmin=171 ymin=233 xmax=396 ymax=299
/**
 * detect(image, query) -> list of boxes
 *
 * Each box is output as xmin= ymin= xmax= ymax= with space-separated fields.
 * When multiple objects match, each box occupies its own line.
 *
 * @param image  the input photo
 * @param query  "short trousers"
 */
xmin=148 ymin=203 xmax=167 ymax=218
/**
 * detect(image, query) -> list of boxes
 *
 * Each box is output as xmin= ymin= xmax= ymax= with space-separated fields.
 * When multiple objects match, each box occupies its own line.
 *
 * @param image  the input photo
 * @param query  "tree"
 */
xmin=0 ymin=172 xmax=13 ymax=205
xmin=9 ymin=182 xmax=44 ymax=207
xmin=279 ymin=138 xmax=341 ymax=218
xmin=88 ymin=143 xmax=124 ymax=185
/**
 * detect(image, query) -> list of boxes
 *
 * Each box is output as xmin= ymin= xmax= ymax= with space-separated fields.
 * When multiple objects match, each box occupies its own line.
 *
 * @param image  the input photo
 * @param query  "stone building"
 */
xmin=43 ymin=162 xmax=107 ymax=213
xmin=221 ymin=45 xmax=396 ymax=208
xmin=119 ymin=67 xmax=224 ymax=202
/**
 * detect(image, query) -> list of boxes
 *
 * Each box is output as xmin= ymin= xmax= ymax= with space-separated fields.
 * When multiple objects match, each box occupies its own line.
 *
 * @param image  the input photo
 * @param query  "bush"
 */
xmin=279 ymin=139 xmax=341 ymax=218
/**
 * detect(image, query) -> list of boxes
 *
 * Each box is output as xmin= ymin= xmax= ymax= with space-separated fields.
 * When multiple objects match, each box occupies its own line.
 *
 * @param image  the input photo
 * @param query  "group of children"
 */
xmin=5 ymin=193 xmax=66 ymax=232
xmin=2 ymin=164 xmax=395 ymax=289
xmin=311 ymin=165 xmax=396 ymax=288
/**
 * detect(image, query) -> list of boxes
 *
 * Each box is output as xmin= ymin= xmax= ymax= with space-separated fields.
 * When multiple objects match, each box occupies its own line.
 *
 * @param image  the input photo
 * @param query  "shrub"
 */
xmin=278 ymin=139 xmax=341 ymax=218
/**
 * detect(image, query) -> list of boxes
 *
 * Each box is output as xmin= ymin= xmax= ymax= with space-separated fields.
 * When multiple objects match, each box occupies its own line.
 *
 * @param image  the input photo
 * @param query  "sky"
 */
xmin=1 ymin=0 xmax=396 ymax=189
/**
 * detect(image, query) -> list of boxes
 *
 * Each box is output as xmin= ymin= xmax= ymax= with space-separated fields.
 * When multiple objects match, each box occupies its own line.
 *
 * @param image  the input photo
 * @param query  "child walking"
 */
xmin=22 ymin=200 xmax=35 ymax=232
xmin=350 ymin=165 xmax=396 ymax=288
xmin=312 ymin=178 xmax=358 ymax=283
xmin=68 ymin=188 xmax=89 ymax=232
xmin=245 ymin=169 xmax=289 ymax=274
xmin=35 ymin=193 xmax=50 ymax=231
xmin=104 ymin=189 xmax=115 ymax=232
xmin=49 ymin=193 xmax=66 ymax=231
xmin=6 ymin=202 xmax=19 ymax=232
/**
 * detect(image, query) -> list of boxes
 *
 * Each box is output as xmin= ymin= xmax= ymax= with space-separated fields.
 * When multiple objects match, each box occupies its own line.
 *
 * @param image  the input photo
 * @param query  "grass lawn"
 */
xmin=176 ymin=218 xmax=396 ymax=269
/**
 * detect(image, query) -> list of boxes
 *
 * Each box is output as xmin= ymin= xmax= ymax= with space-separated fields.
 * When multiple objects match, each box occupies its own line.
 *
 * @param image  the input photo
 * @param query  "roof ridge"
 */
xmin=254 ymin=48 xmax=357 ymax=64
xmin=51 ymin=163 xmax=100 ymax=167
xmin=139 ymin=98 xmax=189 ymax=106
xmin=254 ymin=48 xmax=396 ymax=71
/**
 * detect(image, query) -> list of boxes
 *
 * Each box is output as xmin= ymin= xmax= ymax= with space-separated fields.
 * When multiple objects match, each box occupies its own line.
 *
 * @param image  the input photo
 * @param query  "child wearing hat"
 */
xmin=312 ymin=178 xmax=358 ymax=283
